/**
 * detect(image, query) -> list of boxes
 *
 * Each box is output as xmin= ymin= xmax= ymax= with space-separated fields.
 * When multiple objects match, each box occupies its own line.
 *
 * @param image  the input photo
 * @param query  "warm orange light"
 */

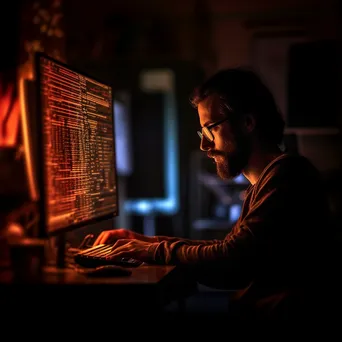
xmin=19 ymin=76 xmax=38 ymax=201
xmin=0 ymin=82 xmax=20 ymax=147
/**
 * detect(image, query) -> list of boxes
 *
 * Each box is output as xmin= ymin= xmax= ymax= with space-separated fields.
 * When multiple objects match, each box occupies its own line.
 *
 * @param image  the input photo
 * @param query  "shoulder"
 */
xmin=273 ymin=153 xmax=318 ymax=172
xmin=253 ymin=153 xmax=322 ymax=199
xmin=261 ymin=153 xmax=319 ymax=184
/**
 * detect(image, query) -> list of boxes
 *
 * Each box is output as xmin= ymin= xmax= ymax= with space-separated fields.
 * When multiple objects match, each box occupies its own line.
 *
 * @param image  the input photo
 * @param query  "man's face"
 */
xmin=197 ymin=94 xmax=251 ymax=180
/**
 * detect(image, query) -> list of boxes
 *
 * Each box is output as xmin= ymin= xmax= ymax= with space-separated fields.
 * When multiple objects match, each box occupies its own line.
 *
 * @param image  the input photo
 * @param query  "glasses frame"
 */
xmin=197 ymin=117 xmax=229 ymax=142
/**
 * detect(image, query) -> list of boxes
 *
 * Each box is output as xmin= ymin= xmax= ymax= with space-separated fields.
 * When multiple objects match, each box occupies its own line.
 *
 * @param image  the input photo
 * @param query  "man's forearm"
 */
xmin=155 ymin=235 xmax=221 ymax=245
xmin=147 ymin=232 xmax=255 ymax=289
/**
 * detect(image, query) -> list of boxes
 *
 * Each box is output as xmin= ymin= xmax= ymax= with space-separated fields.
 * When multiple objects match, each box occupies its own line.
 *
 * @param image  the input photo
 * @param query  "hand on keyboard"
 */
xmin=108 ymin=239 xmax=154 ymax=263
xmin=93 ymin=228 xmax=156 ymax=246
xmin=73 ymin=244 xmax=143 ymax=268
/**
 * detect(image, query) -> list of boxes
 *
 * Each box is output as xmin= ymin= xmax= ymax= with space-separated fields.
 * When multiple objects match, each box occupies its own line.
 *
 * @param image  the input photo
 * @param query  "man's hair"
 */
xmin=190 ymin=67 xmax=285 ymax=145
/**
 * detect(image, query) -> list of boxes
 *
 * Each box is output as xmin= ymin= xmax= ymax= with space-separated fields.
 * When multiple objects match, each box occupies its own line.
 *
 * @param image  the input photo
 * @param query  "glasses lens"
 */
xmin=197 ymin=131 xmax=203 ymax=139
xmin=202 ymin=127 xmax=213 ymax=142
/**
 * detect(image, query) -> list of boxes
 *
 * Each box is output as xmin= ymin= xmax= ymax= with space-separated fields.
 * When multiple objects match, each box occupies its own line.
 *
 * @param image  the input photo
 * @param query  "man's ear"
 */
xmin=243 ymin=114 xmax=256 ymax=134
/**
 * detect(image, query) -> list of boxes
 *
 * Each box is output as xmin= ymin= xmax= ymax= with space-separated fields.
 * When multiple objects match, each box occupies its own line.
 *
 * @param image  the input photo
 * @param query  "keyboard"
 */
xmin=72 ymin=244 xmax=143 ymax=268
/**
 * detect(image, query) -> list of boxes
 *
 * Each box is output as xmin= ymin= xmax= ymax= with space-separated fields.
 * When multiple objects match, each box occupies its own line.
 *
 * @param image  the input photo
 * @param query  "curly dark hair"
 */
xmin=190 ymin=67 xmax=285 ymax=145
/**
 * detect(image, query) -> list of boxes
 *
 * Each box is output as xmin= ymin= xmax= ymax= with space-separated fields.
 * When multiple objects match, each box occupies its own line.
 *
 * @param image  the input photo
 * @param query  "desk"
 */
xmin=0 ymin=264 xmax=197 ymax=319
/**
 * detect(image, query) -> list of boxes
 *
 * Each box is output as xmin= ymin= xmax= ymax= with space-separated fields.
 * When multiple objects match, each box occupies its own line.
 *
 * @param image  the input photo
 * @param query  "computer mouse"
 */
xmin=84 ymin=265 xmax=132 ymax=277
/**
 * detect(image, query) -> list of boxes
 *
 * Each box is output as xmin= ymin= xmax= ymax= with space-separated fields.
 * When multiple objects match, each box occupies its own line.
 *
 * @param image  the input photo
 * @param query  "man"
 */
xmin=94 ymin=68 xmax=332 ymax=320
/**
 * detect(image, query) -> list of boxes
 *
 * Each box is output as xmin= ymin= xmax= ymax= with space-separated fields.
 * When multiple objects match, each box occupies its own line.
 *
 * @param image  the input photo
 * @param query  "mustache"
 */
xmin=207 ymin=151 xmax=226 ymax=158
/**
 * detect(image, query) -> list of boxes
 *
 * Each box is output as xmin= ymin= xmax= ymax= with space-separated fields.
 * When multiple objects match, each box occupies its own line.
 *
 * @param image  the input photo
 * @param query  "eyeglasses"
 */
xmin=197 ymin=117 xmax=229 ymax=142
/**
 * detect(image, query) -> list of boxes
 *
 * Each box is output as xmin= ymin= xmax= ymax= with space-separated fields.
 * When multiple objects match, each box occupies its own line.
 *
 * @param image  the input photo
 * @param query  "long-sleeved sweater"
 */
xmin=148 ymin=153 xmax=332 ymax=317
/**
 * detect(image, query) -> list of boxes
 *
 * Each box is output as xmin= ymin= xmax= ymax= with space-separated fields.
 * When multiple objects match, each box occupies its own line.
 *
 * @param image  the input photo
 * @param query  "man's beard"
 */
xmin=213 ymin=138 xmax=251 ymax=180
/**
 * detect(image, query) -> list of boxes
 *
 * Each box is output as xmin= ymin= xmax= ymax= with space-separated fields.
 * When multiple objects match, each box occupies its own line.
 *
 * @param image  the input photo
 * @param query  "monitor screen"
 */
xmin=35 ymin=53 xmax=118 ymax=236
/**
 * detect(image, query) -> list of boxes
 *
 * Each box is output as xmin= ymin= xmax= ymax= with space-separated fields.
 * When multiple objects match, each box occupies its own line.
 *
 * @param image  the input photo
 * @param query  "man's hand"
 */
xmin=108 ymin=239 xmax=155 ymax=263
xmin=93 ymin=228 xmax=156 ymax=246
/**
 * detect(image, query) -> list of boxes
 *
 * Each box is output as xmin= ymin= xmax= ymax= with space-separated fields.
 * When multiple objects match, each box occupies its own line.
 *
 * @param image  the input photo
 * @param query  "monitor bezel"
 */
xmin=34 ymin=52 xmax=119 ymax=238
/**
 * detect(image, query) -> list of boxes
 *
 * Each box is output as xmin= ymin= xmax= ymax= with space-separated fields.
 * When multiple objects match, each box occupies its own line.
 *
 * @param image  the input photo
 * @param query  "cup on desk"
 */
xmin=9 ymin=238 xmax=46 ymax=283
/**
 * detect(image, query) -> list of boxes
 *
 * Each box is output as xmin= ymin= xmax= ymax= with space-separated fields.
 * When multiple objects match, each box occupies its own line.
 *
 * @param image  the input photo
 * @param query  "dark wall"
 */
xmin=0 ymin=2 xmax=20 ymax=74
xmin=287 ymin=39 xmax=339 ymax=128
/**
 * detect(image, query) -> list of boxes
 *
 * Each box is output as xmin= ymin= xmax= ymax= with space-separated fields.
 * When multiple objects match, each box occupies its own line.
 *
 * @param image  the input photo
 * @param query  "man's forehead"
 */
xmin=200 ymin=94 xmax=220 ymax=108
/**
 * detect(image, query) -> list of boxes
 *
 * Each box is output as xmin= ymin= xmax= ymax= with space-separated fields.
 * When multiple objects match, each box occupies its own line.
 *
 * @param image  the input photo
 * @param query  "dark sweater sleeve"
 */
xmin=148 ymin=216 xmax=262 ymax=288
xmin=156 ymin=235 xmax=222 ymax=245
xmin=147 ymin=163 xmax=305 ymax=288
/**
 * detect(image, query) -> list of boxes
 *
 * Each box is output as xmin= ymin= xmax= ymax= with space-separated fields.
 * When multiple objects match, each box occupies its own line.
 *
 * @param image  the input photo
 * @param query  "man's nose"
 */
xmin=200 ymin=136 xmax=213 ymax=151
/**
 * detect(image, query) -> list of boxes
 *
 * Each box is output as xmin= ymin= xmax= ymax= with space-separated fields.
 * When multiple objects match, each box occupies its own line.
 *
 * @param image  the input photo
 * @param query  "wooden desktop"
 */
xmin=0 ymin=225 xmax=197 ymax=320
xmin=0 ymin=261 xmax=197 ymax=317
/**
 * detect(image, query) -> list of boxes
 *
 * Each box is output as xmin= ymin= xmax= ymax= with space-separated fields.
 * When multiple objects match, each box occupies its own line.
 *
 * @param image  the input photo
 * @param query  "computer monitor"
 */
xmin=34 ymin=53 xmax=118 ymax=245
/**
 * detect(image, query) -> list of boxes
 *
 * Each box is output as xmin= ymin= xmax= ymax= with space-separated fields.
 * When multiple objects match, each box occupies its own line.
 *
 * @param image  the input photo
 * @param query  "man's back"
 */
xmin=227 ymin=153 xmax=333 ymax=319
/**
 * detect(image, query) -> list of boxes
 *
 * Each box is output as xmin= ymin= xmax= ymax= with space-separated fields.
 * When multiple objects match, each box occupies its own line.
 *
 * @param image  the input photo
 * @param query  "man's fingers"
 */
xmin=108 ymin=247 xmax=128 ymax=260
xmin=93 ymin=232 xmax=104 ymax=246
xmin=94 ymin=231 xmax=111 ymax=246
xmin=112 ymin=239 xmax=129 ymax=249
